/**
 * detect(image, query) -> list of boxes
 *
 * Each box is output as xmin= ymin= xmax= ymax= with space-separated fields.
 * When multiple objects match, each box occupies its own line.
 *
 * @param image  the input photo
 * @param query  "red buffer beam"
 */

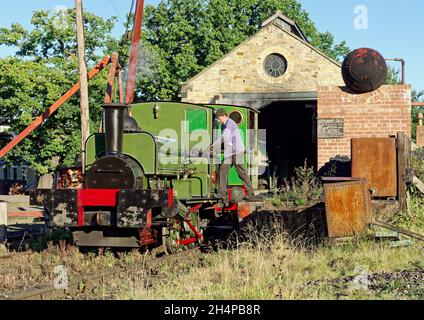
xmin=0 ymin=55 xmax=111 ymax=159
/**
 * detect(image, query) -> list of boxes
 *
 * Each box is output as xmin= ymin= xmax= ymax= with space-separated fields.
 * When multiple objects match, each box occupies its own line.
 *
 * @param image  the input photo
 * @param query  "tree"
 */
xmin=386 ymin=65 xmax=424 ymax=142
xmin=0 ymin=9 xmax=119 ymax=174
xmin=136 ymin=0 xmax=351 ymax=101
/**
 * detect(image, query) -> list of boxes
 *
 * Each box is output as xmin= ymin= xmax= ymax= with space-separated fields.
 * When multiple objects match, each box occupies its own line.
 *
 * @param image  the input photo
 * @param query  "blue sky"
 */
xmin=0 ymin=0 xmax=422 ymax=92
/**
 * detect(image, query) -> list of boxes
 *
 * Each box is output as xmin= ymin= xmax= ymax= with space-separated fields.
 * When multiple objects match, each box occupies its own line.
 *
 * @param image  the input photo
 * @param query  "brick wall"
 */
xmin=317 ymin=84 xmax=412 ymax=169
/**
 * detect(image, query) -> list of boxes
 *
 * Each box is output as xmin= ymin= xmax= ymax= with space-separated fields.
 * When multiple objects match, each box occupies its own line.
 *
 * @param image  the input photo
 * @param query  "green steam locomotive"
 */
xmin=30 ymin=102 xmax=261 ymax=252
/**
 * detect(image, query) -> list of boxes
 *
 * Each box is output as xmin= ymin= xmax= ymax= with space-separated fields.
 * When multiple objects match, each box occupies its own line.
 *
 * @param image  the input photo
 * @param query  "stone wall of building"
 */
xmin=317 ymin=85 xmax=412 ymax=169
xmin=181 ymin=23 xmax=344 ymax=104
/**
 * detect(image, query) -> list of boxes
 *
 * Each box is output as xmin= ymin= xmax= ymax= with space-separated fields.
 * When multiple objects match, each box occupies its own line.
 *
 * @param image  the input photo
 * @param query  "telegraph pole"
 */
xmin=75 ymin=0 xmax=90 ymax=172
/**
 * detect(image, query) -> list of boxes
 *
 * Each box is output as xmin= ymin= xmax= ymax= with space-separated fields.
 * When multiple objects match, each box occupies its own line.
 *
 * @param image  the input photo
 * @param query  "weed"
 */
xmin=272 ymin=160 xmax=323 ymax=208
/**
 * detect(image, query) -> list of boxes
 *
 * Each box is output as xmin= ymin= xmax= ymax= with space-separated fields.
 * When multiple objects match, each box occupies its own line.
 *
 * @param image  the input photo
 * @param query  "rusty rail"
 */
xmin=373 ymin=220 xmax=424 ymax=242
xmin=7 ymin=211 xmax=44 ymax=219
xmin=0 ymin=56 xmax=111 ymax=159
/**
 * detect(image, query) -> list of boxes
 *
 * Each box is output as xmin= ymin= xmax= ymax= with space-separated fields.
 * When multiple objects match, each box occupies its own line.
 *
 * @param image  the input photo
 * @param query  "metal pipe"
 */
xmin=125 ymin=0 xmax=145 ymax=104
xmin=412 ymin=102 xmax=424 ymax=107
xmin=385 ymin=58 xmax=405 ymax=84
xmin=103 ymin=104 xmax=126 ymax=154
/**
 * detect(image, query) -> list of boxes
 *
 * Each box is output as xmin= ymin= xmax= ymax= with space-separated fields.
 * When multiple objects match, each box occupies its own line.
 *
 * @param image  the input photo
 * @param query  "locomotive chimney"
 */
xmin=103 ymin=103 xmax=125 ymax=154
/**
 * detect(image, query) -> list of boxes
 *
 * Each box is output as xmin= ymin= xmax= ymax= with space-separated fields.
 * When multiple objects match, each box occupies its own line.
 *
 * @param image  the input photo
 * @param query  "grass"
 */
xmin=2 ymin=210 xmax=423 ymax=300
xmin=108 ymin=226 xmax=423 ymax=300
xmin=3 ymin=155 xmax=424 ymax=300
xmin=0 ymin=244 xmax=147 ymax=298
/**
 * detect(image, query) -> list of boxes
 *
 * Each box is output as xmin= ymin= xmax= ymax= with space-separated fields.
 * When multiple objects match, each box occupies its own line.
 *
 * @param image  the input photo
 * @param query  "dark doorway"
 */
xmin=259 ymin=100 xmax=317 ymax=185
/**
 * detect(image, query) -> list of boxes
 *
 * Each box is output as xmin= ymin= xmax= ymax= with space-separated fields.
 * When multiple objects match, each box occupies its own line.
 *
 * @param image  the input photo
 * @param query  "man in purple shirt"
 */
xmin=210 ymin=108 xmax=254 ymax=202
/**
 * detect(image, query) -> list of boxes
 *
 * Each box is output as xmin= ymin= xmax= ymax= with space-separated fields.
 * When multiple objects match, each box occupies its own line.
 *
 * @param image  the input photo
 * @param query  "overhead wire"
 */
xmin=109 ymin=0 xmax=123 ymax=23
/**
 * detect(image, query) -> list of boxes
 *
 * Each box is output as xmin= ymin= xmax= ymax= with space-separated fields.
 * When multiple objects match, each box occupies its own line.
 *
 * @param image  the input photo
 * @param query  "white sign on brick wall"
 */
xmin=317 ymin=119 xmax=344 ymax=139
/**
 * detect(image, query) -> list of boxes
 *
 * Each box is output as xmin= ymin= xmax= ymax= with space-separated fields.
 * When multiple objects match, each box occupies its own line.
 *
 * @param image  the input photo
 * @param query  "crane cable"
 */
xmin=123 ymin=0 xmax=136 ymax=41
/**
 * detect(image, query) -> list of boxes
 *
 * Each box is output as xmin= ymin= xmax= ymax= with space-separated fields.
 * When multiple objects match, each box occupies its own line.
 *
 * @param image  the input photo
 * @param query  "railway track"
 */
xmin=4 ymin=248 xmax=201 ymax=300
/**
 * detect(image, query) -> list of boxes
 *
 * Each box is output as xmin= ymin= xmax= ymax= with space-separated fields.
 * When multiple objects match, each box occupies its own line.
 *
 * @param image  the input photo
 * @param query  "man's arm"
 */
xmin=210 ymin=124 xmax=232 ymax=150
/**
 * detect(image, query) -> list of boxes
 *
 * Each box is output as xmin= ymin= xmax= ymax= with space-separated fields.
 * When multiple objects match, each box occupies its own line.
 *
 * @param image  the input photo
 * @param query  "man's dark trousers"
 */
xmin=217 ymin=153 xmax=254 ymax=198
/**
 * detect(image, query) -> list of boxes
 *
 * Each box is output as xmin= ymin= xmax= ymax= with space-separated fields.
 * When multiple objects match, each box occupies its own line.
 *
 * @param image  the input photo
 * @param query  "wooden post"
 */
xmin=75 ymin=0 xmax=90 ymax=172
xmin=0 ymin=201 xmax=7 ymax=243
xmin=397 ymin=132 xmax=410 ymax=212
xmin=104 ymin=53 xmax=120 ymax=104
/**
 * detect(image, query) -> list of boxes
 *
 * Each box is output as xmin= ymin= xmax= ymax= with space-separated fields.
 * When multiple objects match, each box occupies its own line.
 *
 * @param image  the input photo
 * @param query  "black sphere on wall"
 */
xmin=342 ymin=48 xmax=388 ymax=93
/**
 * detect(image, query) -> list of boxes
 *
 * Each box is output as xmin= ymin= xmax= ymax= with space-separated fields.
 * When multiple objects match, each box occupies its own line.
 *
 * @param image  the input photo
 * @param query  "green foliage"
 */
xmin=386 ymin=66 xmax=401 ymax=85
xmin=391 ymin=151 xmax=424 ymax=234
xmin=390 ymin=195 xmax=424 ymax=235
xmin=0 ymin=9 xmax=119 ymax=173
xmin=138 ymin=0 xmax=351 ymax=101
xmin=0 ymin=9 xmax=117 ymax=63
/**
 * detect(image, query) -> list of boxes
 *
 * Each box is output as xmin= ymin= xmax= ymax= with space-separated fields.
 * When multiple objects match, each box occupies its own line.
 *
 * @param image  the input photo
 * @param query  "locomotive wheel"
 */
xmin=162 ymin=226 xmax=181 ymax=255
xmin=162 ymin=222 xmax=197 ymax=255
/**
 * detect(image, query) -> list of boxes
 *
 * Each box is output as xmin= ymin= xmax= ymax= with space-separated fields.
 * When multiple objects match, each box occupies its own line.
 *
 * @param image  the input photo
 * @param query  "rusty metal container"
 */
xmin=342 ymin=48 xmax=388 ymax=93
xmin=351 ymin=138 xmax=397 ymax=197
xmin=323 ymin=178 xmax=372 ymax=238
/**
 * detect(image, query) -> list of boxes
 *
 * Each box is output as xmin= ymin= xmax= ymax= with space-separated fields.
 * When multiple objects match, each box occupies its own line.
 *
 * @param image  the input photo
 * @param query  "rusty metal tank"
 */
xmin=342 ymin=48 xmax=388 ymax=93
xmin=351 ymin=137 xmax=397 ymax=197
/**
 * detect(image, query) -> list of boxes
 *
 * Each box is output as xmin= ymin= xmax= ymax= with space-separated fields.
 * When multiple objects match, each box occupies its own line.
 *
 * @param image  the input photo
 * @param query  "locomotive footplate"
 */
xmin=30 ymin=188 xmax=180 ymax=229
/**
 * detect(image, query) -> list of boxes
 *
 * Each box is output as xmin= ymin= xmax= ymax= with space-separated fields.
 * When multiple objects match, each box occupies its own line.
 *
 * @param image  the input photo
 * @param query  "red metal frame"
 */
xmin=211 ymin=186 xmax=247 ymax=212
xmin=125 ymin=0 xmax=145 ymax=104
xmin=176 ymin=204 xmax=204 ymax=246
xmin=190 ymin=203 xmax=203 ymax=213
xmin=185 ymin=218 xmax=203 ymax=240
xmin=76 ymin=189 xmax=120 ymax=227
xmin=0 ymin=56 xmax=111 ymax=159
xmin=167 ymin=188 xmax=174 ymax=209
xmin=140 ymin=209 xmax=158 ymax=246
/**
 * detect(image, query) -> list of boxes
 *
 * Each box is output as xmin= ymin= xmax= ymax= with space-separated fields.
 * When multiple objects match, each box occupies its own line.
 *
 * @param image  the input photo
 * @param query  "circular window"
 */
xmin=264 ymin=53 xmax=287 ymax=78
xmin=229 ymin=110 xmax=244 ymax=126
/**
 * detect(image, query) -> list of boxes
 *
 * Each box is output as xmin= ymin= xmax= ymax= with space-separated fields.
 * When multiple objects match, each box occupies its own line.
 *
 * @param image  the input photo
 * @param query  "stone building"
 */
xmin=181 ymin=12 xmax=411 ymax=178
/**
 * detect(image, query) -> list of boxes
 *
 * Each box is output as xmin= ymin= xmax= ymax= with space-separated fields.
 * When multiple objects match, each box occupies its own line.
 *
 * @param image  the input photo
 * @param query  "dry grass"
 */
xmin=2 ymin=198 xmax=424 ymax=300
xmin=108 ymin=218 xmax=424 ymax=300
xmin=0 ymin=244 xmax=147 ymax=298
xmin=2 ymin=226 xmax=423 ymax=300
